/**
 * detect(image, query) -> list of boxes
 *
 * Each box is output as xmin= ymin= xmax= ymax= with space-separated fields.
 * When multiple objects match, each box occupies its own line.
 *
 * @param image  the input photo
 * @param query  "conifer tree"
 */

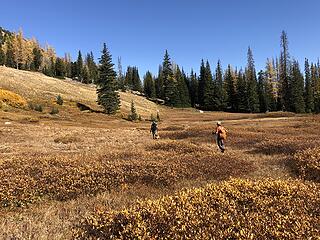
xmin=96 ymin=43 xmax=120 ymax=114
xmin=245 ymin=47 xmax=260 ymax=113
xmin=0 ymin=46 xmax=4 ymax=65
xmin=203 ymin=60 xmax=215 ymax=110
xmin=279 ymin=31 xmax=291 ymax=111
xmin=290 ymin=60 xmax=305 ymax=113
xmin=5 ymin=41 xmax=15 ymax=68
xmin=155 ymin=65 xmax=164 ymax=99
xmin=189 ymin=69 xmax=198 ymax=107
xmin=32 ymin=47 xmax=42 ymax=71
xmin=311 ymin=63 xmax=320 ymax=113
xmin=214 ymin=60 xmax=226 ymax=110
xmin=265 ymin=59 xmax=278 ymax=111
xmin=143 ymin=71 xmax=156 ymax=98
xmin=162 ymin=50 xmax=177 ymax=106
xmin=132 ymin=67 xmax=142 ymax=92
xmin=128 ymin=100 xmax=138 ymax=121
xmin=76 ymin=50 xmax=83 ymax=81
xmin=304 ymin=58 xmax=314 ymax=112
xmin=224 ymin=64 xmax=237 ymax=112
xmin=125 ymin=66 xmax=134 ymax=89
xmin=236 ymin=70 xmax=248 ymax=112
xmin=55 ymin=57 xmax=66 ymax=78
xmin=257 ymin=70 xmax=269 ymax=112
xmin=175 ymin=66 xmax=190 ymax=107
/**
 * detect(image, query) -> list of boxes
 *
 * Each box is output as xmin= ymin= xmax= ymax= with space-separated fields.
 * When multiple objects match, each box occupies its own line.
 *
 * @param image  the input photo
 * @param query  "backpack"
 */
xmin=218 ymin=126 xmax=227 ymax=140
xmin=151 ymin=122 xmax=158 ymax=131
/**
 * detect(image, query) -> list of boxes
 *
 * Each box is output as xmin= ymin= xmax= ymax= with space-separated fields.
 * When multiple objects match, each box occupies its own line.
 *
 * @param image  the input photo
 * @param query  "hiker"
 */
xmin=150 ymin=121 xmax=158 ymax=139
xmin=214 ymin=121 xmax=227 ymax=153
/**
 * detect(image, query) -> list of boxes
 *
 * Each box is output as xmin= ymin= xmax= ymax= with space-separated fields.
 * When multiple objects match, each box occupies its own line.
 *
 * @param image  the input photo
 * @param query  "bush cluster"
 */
xmin=74 ymin=179 xmax=320 ymax=239
xmin=293 ymin=147 xmax=320 ymax=182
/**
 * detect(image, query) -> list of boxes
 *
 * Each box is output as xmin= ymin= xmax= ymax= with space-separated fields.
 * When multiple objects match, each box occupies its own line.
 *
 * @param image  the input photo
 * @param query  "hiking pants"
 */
xmin=217 ymin=138 xmax=225 ymax=152
xmin=152 ymin=130 xmax=157 ymax=139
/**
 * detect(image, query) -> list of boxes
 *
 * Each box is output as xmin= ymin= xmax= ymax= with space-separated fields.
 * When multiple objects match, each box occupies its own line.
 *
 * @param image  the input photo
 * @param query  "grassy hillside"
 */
xmin=0 ymin=66 xmax=160 ymax=117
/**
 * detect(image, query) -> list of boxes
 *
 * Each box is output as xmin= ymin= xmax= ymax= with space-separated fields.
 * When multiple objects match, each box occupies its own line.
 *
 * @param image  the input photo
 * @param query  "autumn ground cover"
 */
xmin=0 ymin=66 xmax=319 ymax=239
xmin=0 ymin=105 xmax=319 ymax=239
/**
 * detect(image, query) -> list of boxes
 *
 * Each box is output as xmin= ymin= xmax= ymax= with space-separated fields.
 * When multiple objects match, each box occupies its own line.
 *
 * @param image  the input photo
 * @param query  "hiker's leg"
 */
xmin=218 ymin=138 xmax=225 ymax=152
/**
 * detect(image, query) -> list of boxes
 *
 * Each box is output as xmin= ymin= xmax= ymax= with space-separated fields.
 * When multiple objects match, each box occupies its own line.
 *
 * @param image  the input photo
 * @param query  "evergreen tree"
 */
xmin=236 ymin=70 xmax=248 ymax=112
xmin=175 ymin=66 xmax=190 ymax=107
xmin=143 ymin=71 xmax=156 ymax=98
xmin=55 ymin=57 xmax=66 ymax=78
xmin=214 ymin=60 xmax=226 ymax=110
xmin=76 ymin=50 xmax=83 ymax=81
xmin=224 ymin=64 xmax=237 ymax=112
xmin=203 ymin=61 xmax=215 ymax=110
xmin=82 ymin=66 xmax=90 ymax=84
xmin=96 ymin=43 xmax=120 ymax=114
xmin=86 ymin=52 xmax=98 ymax=83
xmin=0 ymin=46 xmax=5 ymax=65
xmin=189 ymin=69 xmax=198 ymax=107
xmin=279 ymin=31 xmax=291 ymax=111
xmin=311 ymin=63 xmax=320 ymax=113
xmin=304 ymin=58 xmax=314 ymax=113
xmin=155 ymin=65 xmax=164 ymax=99
xmin=257 ymin=70 xmax=268 ymax=112
xmin=198 ymin=59 xmax=206 ymax=107
xmin=128 ymin=100 xmax=138 ymax=121
xmin=32 ymin=47 xmax=42 ymax=71
xmin=125 ymin=66 xmax=134 ymax=89
xmin=5 ymin=41 xmax=15 ymax=68
xmin=162 ymin=50 xmax=177 ymax=106
xmin=245 ymin=47 xmax=260 ymax=112
xmin=290 ymin=60 xmax=305 ymax=113
xmin=132 ymin=67 xmax=142 ymax=92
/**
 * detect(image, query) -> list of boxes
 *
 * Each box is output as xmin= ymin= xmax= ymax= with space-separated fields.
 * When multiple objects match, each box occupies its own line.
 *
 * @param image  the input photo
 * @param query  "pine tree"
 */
xmin=203 ymin=61 xmax=215 ymax=110
xmin=132 ymin=67 xmax=142 ymax=92
xmin=236 ymin=70 xmax=248 ymax=112
xmin=0 ymin=46 xmax=5 ymax=65
xmin=304 ymin=58 xmax=314 ymax=113
xmin=55 ymin=57 xmax=66 ymax=78
xmin=175 ymin=66 xmax=190 ymax=107
xmin=214 ymin=60 xmax=226 ymax=110
xmin=155 ymin=65 xmax=164 ymax=99
xmin=245 ymin=47 xmax=260 ymax=113
xmin=290 ymin=60 xmax=305 ymax=113
xmin=125 ymin=66 xmax=134 ymax=89
xmin=257 ymin=70 xmax=269 ymax=112
xmin=189 ymin=69 xmax=198 ymax=107
xmin=224 ymin=64 xmax=237 ymax=112
xmin=279 ymin=31 xmax=291 ymax=111
xmin=311 ymin=63 xmax=320 ymax=113
xmin=96 ymin=43 xmax=120 ymax=114
xmin=76 ymin=50 xmax=83 ymax=81
xmin=143 ymin=71 xmax=156 ymax=98
xmin=128 ymin=100 xmax=138 ymax=121
xmin=162 ymin=50 xmax=177 ymax=106
xmin=32 ymin=47 xmax=42 ymax=71
xmin=5 ymin=41 xmax=15 ymax=68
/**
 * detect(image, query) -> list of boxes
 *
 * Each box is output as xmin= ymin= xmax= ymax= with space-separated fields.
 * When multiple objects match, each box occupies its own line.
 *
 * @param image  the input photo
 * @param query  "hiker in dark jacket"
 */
xmin=214 ymin=121 xmax=227 ymax=153
xmin=150 ymin=121 xmax=158 ymax=139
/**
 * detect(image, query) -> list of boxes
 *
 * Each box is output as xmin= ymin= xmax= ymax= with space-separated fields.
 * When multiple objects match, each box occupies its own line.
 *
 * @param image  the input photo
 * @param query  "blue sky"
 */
xmin=1 ymin=0 xmax=320 ymax=76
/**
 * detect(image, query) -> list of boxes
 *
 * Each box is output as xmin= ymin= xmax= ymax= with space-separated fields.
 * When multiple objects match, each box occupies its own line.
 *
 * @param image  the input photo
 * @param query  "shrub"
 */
xmin=0 ymin=89 xmax=27 ymax=108
xmin=50 ymin=107 xmax=59 ymax=115
xmin=74 ymin=179 xmax=320 ymax=240
xmin=293 ymin=147 xmax=320 ymax=182
xmin=56 ymin=95 xmax=64 ymax=105
xmin=34 ymin=104 xmax=43 ymax=112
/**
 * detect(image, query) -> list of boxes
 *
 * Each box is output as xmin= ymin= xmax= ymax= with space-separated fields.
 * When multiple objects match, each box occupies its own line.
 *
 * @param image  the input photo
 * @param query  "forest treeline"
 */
xmin=1 ymin=27 xmax=319 ymax=113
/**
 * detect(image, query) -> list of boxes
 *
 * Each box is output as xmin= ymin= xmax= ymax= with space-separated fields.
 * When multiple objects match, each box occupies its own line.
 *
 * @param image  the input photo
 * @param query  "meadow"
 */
xmin=0 ymin=66 xmax=319 ymax=239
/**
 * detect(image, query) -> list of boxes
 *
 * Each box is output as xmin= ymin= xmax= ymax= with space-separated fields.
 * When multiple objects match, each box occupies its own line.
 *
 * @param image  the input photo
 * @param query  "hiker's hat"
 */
xmin=217 ymin=121 xmax=222 ymax=126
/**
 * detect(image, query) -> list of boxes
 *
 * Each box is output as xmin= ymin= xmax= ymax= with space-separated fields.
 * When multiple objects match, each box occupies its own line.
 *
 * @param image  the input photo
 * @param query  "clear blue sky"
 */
xmin=1 ymin=0 xmax=320 ymax=77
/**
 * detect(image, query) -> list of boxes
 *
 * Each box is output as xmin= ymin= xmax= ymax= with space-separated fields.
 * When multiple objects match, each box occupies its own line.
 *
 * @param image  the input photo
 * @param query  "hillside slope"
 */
xmin=0 ymin=66 xmax=161 ymax=117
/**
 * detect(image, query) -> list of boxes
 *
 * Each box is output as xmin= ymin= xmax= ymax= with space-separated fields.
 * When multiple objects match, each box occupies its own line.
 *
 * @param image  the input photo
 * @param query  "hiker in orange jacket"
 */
xmin=215 ymin=121 xmax=227 ymax=153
